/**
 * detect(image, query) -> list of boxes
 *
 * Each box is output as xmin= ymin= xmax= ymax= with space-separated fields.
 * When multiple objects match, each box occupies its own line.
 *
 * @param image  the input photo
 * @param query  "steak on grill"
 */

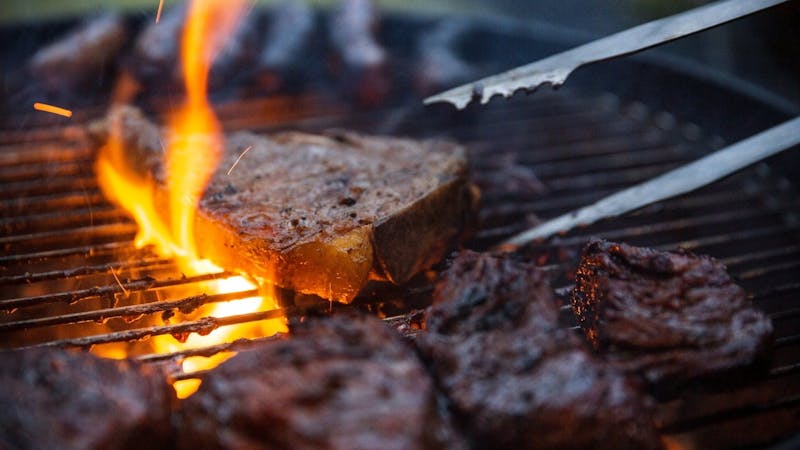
xmin=177 ymin=313 xmax=464 ymax=450
xmin=0 ymin=348 xmax=174 ymax=450
xmin=417 ymin=250 xmax=663 ymax=450
xmin=90 ymin=106 xmax=475 ymax=303
xmin=571 ymin=239 xmax=773 ymax=395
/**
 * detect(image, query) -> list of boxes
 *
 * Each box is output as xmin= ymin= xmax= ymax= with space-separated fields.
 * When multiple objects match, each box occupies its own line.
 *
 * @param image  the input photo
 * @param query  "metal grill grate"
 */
xmin=1 ymin=14 xmax=799 ymax=450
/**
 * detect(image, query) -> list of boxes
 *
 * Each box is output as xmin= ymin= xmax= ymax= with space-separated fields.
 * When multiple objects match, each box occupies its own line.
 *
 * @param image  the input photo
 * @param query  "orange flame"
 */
xmin=95 ymin=0 xmax=285 ymax=399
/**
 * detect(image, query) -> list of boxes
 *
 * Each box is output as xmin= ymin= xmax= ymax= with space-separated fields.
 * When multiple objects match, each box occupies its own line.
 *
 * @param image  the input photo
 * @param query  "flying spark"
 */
xmin=227 ymin=145 xmax=253 ymax=175
xmin=33 ymin=102 xmax=72 ymax=118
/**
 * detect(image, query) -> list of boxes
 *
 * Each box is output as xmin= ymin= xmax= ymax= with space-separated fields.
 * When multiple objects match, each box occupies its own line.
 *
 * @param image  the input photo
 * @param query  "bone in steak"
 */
xmin=177 ymin=313 xmax=464 ymax=450
xmin=417 ymin=250 xmax=663 ymax=449
xmin=0 ymin=348 xmax=174 ymax=450
xmin=90 ymin=106 xmax=475 ymax=303
xmin=571 ymin=239 xmax=773 ymax=395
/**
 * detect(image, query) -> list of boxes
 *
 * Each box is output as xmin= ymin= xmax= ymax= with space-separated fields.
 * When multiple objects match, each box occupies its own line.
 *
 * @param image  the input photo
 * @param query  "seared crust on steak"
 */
xmin=177 ymin=313 xmax=465 ymax=450
xmin=91 ymin=106 xmax=475 ymax=303
xmin=571 ymin=239 xmax=773 ymax=394
xmin=417 ymin=251 xmax=663 ymax=450
xmin=0 ymin=348 xmax=174 ymax=450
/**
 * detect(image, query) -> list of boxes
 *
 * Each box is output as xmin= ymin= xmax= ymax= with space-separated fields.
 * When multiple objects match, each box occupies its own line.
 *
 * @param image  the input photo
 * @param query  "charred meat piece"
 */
xmin=571 ymin=240 xmax=773 ymax=394
xmin=417 ymin=251 xmax=663 ymax=449
xmin=255 ymin=0 xmax=316 ymax=92
xmin=328 ymin=0 xmax=390 ymax=105
xmin=28 ymin=13 xmax=127 ymax=91
xmin=177 ymin=313 xmax=464 ymax=450
xmin=91 ymin=106 xmax=475 ymax=303
xmin=0 ymin=348 xmax=174 ymax=450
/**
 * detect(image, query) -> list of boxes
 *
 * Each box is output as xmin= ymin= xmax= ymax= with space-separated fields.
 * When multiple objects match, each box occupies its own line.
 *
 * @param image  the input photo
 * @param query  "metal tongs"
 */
xmin=424 ymin=0 xmax=799 ymax=249
xmin=425 ymin=0 xmax=790 ymax=109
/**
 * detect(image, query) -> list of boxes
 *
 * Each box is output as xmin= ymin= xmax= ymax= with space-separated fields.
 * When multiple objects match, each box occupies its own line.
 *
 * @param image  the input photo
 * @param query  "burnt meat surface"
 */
xmin=177 ymin=313 xmax=463 ymax=450
xmin=90 ymin=106 xmax=475 ymax=304
xmin=417 ymin=250 xmax=663 ymax=450
xmin=571 ymin=239 xmax=773 ymax=394
xmin=0 ymin=348 xmax=174 ymax=450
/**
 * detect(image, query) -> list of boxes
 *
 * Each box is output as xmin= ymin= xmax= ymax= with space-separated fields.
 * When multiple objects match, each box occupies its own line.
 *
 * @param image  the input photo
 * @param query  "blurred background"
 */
xmin=1 ymin=0 xmax=798 ymax=106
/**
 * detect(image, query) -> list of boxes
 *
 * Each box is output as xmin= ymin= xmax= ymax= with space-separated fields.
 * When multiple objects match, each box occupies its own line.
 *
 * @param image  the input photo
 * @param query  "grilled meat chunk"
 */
xmin=571 ymin=239 xmax=773 ymax=394
xmin=177 ymin=313 xmax=464 ymax=450
xmin=0 ymin=348 xmax=174 ymax=450
xmin=417 ymin=251 xmax=663 ymax=449
xmin=91 ymin=106 xmax=475 ymax=303
xmin=29 ymin=13 xmax=127 ymax=91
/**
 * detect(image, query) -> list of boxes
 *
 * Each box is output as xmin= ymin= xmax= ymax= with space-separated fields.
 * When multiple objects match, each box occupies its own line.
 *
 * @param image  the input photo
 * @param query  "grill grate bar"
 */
xmin=544 ymin=161 xmax=683 ymax=191
xmin=770 ymin=362 xmax=800 ymax=377
xmin=771 ymin=308 xmax=800 ymax=321
xmin=664 ymin=224 xmax=799 ymax=252
xmin=0 ymin=289 xmax=258 ymax=333
xmin=0 ymin=160 xmax=94 ymax=182
xmin=479 ymin=180 xmax=765 ymax=226
xmin=522 ymin=209 xmax=780 ymax=248
xmin=0 ymin=271 xmax=236 ymax=311
xmin=0 ymin=223 xmax=137 ymax=246
xmin=136 ymin=335 xmax=282 ymax=363
xmin=0 ymin=257 xmax=172 ymax=285
xmin=0 ymin=191 xmax=107 ymax=214
xmin=736 ymin=261 xmax=800 ymax=281
xmin=0 ymin=241 xmax=135 ymax=264
xmin=0 ymin=175 xmax=97 ymax=198
xmin=659 ymin=394 xmax=800 ymax=435
xmin=19 ymin=307 xmax=288 ymax=350
xmin=721 ymin=245 xmax=800 ymax=267
xmin=0 ymin=141 xmax=89 ymax=163
xmin=522 ymin=144 xmax=690 ymax=178
xmin=774 ymin=334 xmax=800 ymax=349
xmin=1 ymin=208 xmax=127 ymax=235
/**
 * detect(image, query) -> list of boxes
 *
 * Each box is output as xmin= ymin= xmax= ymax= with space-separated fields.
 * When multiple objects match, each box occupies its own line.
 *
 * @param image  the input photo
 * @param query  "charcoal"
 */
xmin=177 ymin=313 xmax=465 ymax=450
xmin=571 ymin=239 xmax=773 ymax=395
xmin=0 ymin=347 xmax=174 ymax=450
xmin=418 ymin=250 xmax=663 ymax=449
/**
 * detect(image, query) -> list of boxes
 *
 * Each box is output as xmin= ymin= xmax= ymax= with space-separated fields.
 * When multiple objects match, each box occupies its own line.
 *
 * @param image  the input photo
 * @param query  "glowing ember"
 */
xmin=33 ymin=102 xmax=72 ymax=117
xmin=95 ymin=0 xmax=285 ymax=399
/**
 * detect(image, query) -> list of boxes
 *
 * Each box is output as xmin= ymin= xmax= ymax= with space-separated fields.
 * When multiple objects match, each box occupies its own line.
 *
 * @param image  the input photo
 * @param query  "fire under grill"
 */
xmin=2 ymin=8 xmax=800 ymax=450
